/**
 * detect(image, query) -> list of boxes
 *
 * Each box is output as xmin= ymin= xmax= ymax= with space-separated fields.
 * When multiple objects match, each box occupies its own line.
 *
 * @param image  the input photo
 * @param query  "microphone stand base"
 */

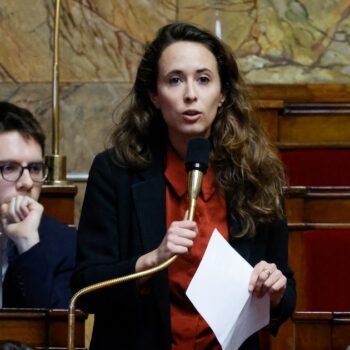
xmin=45 ymin=154 xmax=69 ymax=184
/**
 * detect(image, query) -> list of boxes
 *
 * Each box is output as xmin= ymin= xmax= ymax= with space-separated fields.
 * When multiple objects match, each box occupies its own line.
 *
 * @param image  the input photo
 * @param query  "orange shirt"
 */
xmin=165 ymin=144 xmax=229 ymax=350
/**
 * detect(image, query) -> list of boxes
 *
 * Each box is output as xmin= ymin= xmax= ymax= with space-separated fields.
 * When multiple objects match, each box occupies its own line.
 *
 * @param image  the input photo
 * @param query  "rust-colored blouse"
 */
xmin=165 ymin=144 xmax=229 ymax=350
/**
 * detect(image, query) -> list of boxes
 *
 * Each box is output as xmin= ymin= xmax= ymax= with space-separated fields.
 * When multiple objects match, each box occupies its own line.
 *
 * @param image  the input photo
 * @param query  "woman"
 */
xmin=72 ymin=22 xmax=296 ymax=350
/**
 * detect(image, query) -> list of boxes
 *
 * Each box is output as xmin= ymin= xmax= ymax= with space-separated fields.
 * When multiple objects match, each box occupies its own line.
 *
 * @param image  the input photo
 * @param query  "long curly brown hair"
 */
xmin=111 ymin=22 xmax=286 ymax=238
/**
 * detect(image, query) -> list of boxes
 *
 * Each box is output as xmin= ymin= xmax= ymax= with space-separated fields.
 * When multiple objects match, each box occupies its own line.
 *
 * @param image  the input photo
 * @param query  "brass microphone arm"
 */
xmin=187 ymin=169 xmax=203 ymax=220
xmin=67 ymin=254 xmax=179 ymax=350
xmin=67 ymin=184 xmax=199 ymax=350
xmin=52 ymin=0 xmax=61 ymax=156
xmin=45 ymin=0 xmax=67 ymax=184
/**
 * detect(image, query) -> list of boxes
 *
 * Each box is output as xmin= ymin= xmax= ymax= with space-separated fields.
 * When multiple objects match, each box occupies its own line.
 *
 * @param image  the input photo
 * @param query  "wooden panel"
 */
xmin=305 ymin=197 xmax=350 ymax=223
xmin=270 ymin=317 xmax=294 ymax=350
xmin=249 ymin=84 xmax=350 ymax=103
xmin=0 ymin=312 xmax=46 ymax=345
xmin=293 ymin=312 xmax=350 ymax=350
xmin=256 ymin=108 xmax=280 ymax=143
xmin=279 ymin=115 xmax=350 ymax=145
xmin=332 ymin=323 xmax=350 ymax=350
xmin=285 ymin=187 xmax=307 ymax=224
xmin=294 ymin=323 xmax=331 ymax=350
xmin=304 ymin=188 xmax=350 ymax=223
xmin=251 ymin=85 xmax=350 ymax=148
xmin=0 ymin=309 xmax=87 ymax=349
xmin=254 ymin=99 xmax=283 ymax=143
xmin=47 ymin=310 xmax=85 ymax=348
xmin=272 ymin=188 xmax=350 ymax=349
xmin=39 ymin=184 xmax=77 ymax=226
xmin=285 ymin=187 xmax=350 ymax=225
xmin=243 ymin=86 xmax=350 ymax=350
xmin=284 ymin=187 xmax=350 ymax=312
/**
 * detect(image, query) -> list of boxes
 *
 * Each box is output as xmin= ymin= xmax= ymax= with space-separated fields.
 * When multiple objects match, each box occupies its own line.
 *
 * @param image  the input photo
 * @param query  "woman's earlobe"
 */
xmin=148 ymin=92 xmax=159 ymax=109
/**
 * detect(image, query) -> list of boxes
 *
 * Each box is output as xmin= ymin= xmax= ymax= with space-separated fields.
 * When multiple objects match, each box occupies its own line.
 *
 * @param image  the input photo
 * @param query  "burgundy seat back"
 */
xmin=280 ymin=149 xmax=350 ymax=186
xmin=304 ymin=229 xmax=350 ymax=311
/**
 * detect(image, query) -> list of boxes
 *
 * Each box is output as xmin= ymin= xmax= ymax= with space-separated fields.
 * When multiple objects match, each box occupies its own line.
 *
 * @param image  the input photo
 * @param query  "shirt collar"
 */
xmin=164 ymin=142 xmax=216 ymax=201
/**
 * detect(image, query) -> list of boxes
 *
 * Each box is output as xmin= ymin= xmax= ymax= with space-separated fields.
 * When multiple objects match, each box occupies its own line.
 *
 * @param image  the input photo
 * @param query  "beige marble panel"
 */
xmin=0 ymin=1 xmax=52 ymax=82
xmin=58 ymin=82 xmax=132 ymax=171
xmin=178 ymin=0 xmax=350 ymax=83
xmin=87 ymin=0 xmax=177 ymax=43
xmin=0 ymin=0 xmax=176 ymax=83
xmin=2 ymin=0 xmax=349 ymax=84
xmin=0 ymin=82 xmax=131 ymax=170
xmin=244 ymin=0 xmax=350 ymax=82
xmin=178 ymin=0 xmax=256 ymax=50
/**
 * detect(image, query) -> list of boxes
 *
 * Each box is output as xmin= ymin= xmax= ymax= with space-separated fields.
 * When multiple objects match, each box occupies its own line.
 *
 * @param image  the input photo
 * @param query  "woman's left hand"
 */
xmin=248 ymin=260 xmax=287 ymax=308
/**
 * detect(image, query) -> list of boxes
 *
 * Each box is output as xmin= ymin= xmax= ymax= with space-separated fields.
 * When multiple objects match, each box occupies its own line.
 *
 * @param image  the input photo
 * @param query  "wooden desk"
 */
xmin=293 ymin=311 xmax=350 ymax=350
xmin=0 ymin=308 xmax=87 ymax=350
xmin=40 ymin=184 xmax=77 ymax=226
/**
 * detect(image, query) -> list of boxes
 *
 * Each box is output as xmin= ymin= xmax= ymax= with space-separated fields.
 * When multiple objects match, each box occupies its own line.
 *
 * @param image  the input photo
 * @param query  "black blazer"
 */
xmin=3 ymin=215 xmax=76 ymax=308
xmin=72 ymin=149 xmax=296 ymax=350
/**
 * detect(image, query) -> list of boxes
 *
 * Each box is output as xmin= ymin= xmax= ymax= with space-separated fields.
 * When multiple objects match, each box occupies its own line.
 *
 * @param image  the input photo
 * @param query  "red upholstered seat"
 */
xmin=303 ymin=229 xmax=350 ymax=311
xmin=280 ymin=149 xmax=350 ymax=186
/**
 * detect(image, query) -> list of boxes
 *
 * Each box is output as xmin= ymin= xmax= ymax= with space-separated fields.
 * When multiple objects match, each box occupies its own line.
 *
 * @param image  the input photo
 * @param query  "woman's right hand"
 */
xmin=156 ymin=218 xmax=198 ymax=263
xmin=136 ymin=215 xmax=198 ymax=272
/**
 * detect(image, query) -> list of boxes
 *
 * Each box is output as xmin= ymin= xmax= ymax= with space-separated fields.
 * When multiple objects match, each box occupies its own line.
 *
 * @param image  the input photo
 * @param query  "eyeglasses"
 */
xmin=0 ymin=161 xmax=48 ymax=183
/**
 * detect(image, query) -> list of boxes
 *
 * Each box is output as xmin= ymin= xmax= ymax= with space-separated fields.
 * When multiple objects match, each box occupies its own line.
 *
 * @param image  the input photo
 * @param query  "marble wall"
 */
xmin=1 ymin=0 xmax=350 ymax=223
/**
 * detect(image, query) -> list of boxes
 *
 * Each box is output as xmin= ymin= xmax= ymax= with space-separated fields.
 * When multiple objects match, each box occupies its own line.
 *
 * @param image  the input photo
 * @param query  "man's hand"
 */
xmin=0 ymin=195 xmax=43 ymax=254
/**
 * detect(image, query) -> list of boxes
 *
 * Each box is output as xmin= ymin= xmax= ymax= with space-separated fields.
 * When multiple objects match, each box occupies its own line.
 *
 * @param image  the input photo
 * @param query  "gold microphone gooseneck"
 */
xmin=67 ymin=138 xmax=210 ymax=350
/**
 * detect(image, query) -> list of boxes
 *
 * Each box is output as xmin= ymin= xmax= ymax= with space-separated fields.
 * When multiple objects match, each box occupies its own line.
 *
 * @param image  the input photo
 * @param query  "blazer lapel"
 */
xmin=131 ymin=152 xmax=166 ymax=254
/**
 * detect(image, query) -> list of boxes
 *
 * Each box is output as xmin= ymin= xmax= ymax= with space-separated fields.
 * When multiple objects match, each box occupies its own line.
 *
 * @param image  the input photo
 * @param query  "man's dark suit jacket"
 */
xmin=3 ymin=215 xmax=76 ymax=308
xmin=72 ymin=149 xmax=296 ymax=350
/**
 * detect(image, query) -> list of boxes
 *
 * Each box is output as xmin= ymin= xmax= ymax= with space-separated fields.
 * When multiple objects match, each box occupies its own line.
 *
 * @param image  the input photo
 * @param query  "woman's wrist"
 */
xmin=135 ymin=249 xmax=159 ymax=272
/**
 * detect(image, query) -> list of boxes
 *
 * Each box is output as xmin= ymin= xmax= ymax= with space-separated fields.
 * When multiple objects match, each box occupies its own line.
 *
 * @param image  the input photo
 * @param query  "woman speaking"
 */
xmin=72 ymin=22 xmax=296 ymax=350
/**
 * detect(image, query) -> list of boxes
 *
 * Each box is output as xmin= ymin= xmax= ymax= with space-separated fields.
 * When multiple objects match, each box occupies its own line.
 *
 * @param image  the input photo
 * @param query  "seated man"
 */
xmin=0 ymin=102 xmax=76 ymax=308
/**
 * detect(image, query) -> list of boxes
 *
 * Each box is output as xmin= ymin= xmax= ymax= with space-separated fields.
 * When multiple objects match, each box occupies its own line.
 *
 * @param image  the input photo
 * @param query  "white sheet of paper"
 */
xmin=186 ymin=229 xmax=270 ymax=350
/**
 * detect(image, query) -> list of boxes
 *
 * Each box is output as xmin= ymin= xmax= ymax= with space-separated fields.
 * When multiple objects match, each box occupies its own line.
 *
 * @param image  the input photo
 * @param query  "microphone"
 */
xmin=185 ymin=137 xmax=210 ymax=221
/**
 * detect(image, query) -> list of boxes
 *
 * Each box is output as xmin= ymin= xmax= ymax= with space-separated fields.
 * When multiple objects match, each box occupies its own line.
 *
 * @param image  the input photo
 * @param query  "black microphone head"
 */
xmin=185 ymin=137 xmax=210 ymax=173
